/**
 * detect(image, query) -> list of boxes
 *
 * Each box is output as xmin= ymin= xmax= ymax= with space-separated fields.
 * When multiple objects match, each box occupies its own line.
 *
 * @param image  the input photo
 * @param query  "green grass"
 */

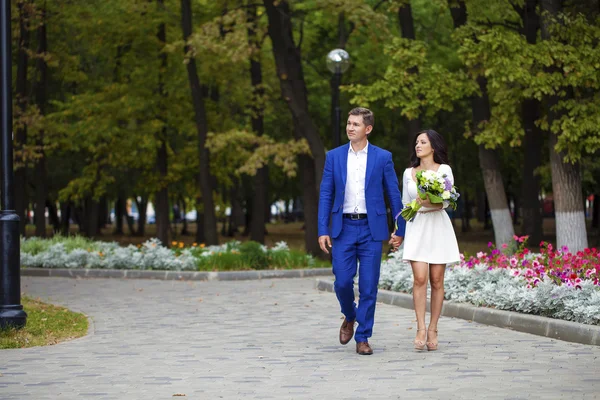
xmin=21 ymin=235 xmax=100 ymax=255
xmin=0 ymin=297 xmax=88 ymax=349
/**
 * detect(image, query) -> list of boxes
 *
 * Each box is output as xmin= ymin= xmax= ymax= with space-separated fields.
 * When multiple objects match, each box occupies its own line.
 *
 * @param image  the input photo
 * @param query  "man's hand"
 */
xmin=318 ymin=235 xmax=332 ymax=254
xmin=388 ymin=233 xmax=403 ymax=252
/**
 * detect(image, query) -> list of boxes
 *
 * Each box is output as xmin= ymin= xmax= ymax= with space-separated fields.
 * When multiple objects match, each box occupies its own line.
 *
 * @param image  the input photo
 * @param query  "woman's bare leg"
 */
xmin=411 ymin=261 xmax=429 ymax=345
xmin=428 ymin=264 xmax=446 ymax=346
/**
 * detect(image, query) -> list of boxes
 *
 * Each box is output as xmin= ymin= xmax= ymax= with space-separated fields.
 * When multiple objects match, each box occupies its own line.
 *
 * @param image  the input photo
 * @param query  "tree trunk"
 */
xmin=34 ymin=4 xmax=48 ymax=238
xmin=541 ymin=0 xmax=588 ymax=251
xmin=181 ymin=0 xmax=218 ymax=245
xmin=194 ymin=197 xmax=205 ymax=243
xmin=155 ymin=0 xmax=170 ymax=246
xmin=398 ymin=3 xmax=422 ymax=161
xmin=264 ymin=0 xmax=323 ymax=254
xmin=155 ymin=141 xmax=170 ymax=245
xmin=247 ymin=3 xmax=268 ymax=244
xmin=548 ymin=132 xmax=588 ymax=251
xmin=15 ymin=0 xmax=30 ymax=236
xmin=520 ymin=98 xmax=543 ymax=245
xmin=448 ymin=1 xmax=515 ymax=246
xmin=518 ymin=0 xmax=543 ymax=247
xmin=299 ymin=154 xmax=319 ymax=256
xmin=34 ymin=160 xmax=46 ymax=238
xmin=60 ymin=201 xmax=71 ymax=236
xmin=136 ymin=196 xmax=148 ymax=237
xmin=46 ymin=200 xmax=59 ymax=233
xmin=263 ymin=0 xmax=326 ymax=187
xmin=294 ymin=128 xmax=319 ymax=256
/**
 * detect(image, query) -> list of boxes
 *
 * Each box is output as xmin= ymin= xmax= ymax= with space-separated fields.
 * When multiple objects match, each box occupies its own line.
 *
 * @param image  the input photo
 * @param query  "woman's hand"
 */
xmin=417 ymin=194 xmax=442 ymax=209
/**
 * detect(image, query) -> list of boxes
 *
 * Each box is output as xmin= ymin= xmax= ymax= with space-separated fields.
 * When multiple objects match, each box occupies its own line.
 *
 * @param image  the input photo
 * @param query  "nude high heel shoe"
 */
xmin=426 ymin=329 xmax=438 ymax=351
xmin=414 ymin=328 xmax=426 ymax=351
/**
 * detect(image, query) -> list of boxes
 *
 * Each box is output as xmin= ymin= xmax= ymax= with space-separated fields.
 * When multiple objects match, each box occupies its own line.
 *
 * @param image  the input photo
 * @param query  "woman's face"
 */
xmin=415 ymin=133 xmax=433 ymax=159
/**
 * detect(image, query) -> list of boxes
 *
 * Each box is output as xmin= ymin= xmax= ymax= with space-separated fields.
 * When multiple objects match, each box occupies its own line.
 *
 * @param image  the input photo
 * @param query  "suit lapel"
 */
xmin=365 ymin=144 xmax=376 ymax=188
xmin=341 ymin=143 xmax=349 ymax=186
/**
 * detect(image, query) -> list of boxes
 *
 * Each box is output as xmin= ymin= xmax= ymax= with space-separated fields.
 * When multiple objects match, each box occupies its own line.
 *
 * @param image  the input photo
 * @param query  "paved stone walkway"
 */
xmin=1 ymin=277 xmax=599 ymax=400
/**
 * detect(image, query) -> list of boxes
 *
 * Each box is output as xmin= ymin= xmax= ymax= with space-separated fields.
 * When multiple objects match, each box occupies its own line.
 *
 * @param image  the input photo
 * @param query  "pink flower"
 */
xmin=502 ymin=243 xmax=508 ymax=249
xmin=477 ymin=252 xmax=485 ymax=259
xmin=488 ymin=242 xmax=493 ymax=248
xmin=511 ymin=269 xmax=520 ymax=277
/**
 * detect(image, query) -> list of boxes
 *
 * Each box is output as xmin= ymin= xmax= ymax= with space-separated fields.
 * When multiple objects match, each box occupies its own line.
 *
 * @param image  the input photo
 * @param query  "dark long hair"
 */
xmin=409 ymin=129 xmax=449 ymax=168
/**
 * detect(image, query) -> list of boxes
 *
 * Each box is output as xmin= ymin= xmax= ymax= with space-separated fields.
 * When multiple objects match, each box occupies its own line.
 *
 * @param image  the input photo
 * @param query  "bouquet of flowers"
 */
xmin=398 ymin=170 xmax=460 ymax=222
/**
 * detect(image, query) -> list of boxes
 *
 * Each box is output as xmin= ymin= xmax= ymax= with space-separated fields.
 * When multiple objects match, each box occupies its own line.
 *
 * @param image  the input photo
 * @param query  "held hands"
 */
xmin=388 ymin=233 xmax=403 ymax=252
xmin=318 ymin=235 xmax=332 ymax=254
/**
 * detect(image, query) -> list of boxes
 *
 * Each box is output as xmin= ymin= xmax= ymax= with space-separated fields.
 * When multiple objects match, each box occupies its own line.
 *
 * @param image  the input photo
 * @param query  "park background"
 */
xmin=10 ymin=0 xmax=600 ymax=256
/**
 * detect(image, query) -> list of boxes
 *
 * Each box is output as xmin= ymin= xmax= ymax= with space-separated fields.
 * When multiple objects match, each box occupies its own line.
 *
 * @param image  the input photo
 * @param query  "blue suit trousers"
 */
xmin=332 ymin=218 xmax=382 ymax=343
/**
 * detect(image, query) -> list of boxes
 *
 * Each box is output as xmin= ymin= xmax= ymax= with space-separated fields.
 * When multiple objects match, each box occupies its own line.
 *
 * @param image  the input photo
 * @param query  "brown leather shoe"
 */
xmin=339 ymin=318 xmax=355 ymax=345
xmin=356 ymin=341 xmax=373 ymax=355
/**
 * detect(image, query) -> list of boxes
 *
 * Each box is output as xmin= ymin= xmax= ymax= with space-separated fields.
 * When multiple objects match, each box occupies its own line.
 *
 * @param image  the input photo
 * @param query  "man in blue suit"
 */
xmin=318 ymin=107 xmax=406 ymax=355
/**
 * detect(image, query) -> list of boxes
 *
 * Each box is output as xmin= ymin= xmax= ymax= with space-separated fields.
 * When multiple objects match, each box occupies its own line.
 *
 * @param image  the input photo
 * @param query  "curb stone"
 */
xmin=315 ymin=278 xmax=600 ymax=346
xmin=21 ymin=267 xmax=333 ymax=281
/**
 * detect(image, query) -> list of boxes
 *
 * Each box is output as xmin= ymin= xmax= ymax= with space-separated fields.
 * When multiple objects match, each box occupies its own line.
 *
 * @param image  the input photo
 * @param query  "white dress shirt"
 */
xmin=343 ymin=142 xmax=368 ymax=214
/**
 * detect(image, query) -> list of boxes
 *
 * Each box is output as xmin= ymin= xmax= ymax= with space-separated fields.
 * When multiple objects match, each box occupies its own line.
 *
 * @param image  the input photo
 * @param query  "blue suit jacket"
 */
xmin=318 ymin=143 xmax=406 ymax=241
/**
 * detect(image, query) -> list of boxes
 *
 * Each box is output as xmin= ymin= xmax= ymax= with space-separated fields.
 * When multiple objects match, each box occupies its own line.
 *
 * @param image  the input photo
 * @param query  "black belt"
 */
xmin=343 ymin=213 xmax=368 ymax=220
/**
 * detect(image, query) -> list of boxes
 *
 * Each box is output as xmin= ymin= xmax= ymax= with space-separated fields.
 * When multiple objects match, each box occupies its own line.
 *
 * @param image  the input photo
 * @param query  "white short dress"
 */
xmin=401 ymin=164 xmax=460 ymax=264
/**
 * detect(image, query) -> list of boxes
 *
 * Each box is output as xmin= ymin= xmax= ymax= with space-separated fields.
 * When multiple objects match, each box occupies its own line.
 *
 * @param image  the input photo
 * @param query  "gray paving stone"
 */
xmin=0 ymin=276 xmax=598 ymax=399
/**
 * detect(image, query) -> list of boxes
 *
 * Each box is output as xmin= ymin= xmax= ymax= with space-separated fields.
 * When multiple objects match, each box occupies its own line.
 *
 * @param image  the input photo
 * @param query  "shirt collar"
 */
xmin=348 ymin=141 xmax=369 ymax=155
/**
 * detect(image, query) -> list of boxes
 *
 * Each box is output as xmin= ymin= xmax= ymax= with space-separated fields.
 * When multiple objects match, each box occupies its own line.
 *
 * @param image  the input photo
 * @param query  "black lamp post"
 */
xmin=326 ymin=49 xmax=350 ymax=149
xmin=0 ymin=0 xmax=27 ymax=329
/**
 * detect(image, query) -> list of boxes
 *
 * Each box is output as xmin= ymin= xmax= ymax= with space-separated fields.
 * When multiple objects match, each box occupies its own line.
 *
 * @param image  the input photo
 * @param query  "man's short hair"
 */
xmin=348 ymin=107 xmax=374 ymax=128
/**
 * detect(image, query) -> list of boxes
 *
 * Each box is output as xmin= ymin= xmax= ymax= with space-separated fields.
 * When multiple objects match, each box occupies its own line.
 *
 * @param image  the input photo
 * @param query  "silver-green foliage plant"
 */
xmin=379 ymin=250 xmax=600 ymax=325
xmin=20 ymin=237 xmax=324 ymax=271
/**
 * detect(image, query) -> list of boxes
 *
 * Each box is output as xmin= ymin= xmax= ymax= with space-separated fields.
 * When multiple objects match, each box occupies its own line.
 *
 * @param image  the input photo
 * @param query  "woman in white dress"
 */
xmin=399 ymin=129 xmax=460 ymax=351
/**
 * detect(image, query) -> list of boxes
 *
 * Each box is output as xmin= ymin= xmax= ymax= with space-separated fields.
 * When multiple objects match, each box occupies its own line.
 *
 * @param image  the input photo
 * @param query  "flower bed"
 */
xmin=21 ymin=237 xmax=327 ymax=271
xmin=379 ymin=237 xmax=600 ymax=325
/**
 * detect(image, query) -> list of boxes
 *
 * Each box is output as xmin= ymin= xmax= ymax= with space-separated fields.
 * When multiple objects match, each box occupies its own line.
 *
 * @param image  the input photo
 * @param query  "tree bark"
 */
xmin=263 ymin=0 xmax=326 ymax=186
xmin=194 ymin=199 xmax=205 ymax=244
xmin=264 ymin=0 xmax=323 ymax=254
xmin=135 ymin=196 xmax=148 ymax=237
xmin=181 ymin=0 xmax=218 ymax=245
xmin=540 ymin=0 xmax=588 ymax=251
xmin=15 ymin=0 xmax=30 ymax=236
xmin=34 ymin=158 xmax=47 ymax=237
xmin=520 ymin=98 xmax=543 ymax=245
xmin=34 ymin=2 xmax=48 ymax=238
xmin=46 ymin=200 xmax=59 ymax=233
xmin=155 ymin=0 xmax=170 ymax=246
xmin=299 ymin=155 xmax=319 ymax=256
xmin=247 ymin=2 xmax=268 ymax=244
xmin=59 ymin=201 xmax=71 ymax=236
xmin=518 ymin=0 xmax=543 ymax=246
xmin=448 ymin=1 xmax=515 ymax=246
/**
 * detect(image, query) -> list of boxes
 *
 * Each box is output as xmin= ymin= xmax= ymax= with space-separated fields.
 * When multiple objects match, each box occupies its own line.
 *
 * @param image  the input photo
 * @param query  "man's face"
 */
xmin=346 ymin=115 xmax=372 ymax=142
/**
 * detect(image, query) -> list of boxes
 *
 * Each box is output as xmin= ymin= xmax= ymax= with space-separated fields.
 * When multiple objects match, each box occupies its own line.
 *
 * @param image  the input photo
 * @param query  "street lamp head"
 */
xmin=326 ymin=49 xmax=350 ymax=74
